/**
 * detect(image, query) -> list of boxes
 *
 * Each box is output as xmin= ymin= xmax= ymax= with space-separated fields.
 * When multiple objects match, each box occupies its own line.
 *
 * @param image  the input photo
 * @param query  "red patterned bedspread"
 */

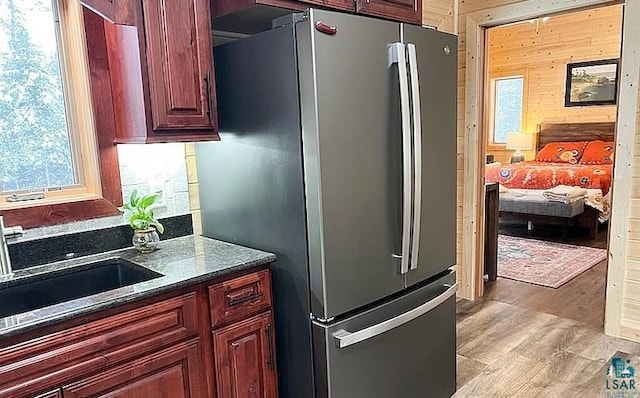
xmin=485 ymin=161 xmax=613 ymax=194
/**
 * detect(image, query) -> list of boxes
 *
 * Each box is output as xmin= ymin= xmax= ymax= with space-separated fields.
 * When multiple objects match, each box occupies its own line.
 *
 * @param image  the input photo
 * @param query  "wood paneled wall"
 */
xmin=485 ymin=5 xmax=623 ymax=164
xmin=609 ymin=0 xmax=640 ymax=341
xmin=619 ymin=93 xmax=640 ymax=340
xmin=423 ymin=0 xmax=456 ymax=33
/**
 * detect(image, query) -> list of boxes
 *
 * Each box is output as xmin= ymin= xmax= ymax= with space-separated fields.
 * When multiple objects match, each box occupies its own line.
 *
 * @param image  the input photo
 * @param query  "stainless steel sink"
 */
xmin=0 ymin=258 xmax=162 ymax=318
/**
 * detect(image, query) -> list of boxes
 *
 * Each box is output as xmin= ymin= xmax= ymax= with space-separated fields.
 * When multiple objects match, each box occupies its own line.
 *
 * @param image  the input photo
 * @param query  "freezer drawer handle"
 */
xmin=332 ymin=283 xmax=458 ymax=349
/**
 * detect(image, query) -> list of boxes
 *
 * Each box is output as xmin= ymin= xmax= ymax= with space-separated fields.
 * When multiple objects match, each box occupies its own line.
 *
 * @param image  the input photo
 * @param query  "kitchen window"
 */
xmin=488 ymin=75 xmax=525 ymax=145
xmin=0 ymin=0 xmax=118 ymax=219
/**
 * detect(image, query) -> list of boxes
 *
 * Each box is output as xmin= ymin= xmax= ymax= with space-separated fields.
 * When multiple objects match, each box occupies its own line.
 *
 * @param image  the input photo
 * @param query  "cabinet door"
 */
xmin=78 ymin=0 xmax=135 ymax=24
xmin=142 ymin=0 xmax=217 ymax=132
xmin=213 ymin=311 xmax=277 ymax=398
xmin=356 ymin=0 xmax=421 ymax=24
xmin=62 ymin=339 xmax=205 ymax=398
xmin=298 ymin=0 xmax=354 ymax=11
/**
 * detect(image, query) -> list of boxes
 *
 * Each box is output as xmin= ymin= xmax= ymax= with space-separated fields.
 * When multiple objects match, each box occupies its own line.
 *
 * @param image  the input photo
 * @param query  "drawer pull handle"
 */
xmin=228 ymin=292 xmax=263 ymax=307
xmin=266 ymin=323 xmax=275 ymax=371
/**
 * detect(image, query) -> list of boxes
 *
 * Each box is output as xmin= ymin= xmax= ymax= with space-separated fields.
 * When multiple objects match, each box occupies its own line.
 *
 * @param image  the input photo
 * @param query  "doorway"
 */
xmin=458 ymin=0 xmax=640 ymax=337
xmin=480 ymin=5 xmax=622 ymax=328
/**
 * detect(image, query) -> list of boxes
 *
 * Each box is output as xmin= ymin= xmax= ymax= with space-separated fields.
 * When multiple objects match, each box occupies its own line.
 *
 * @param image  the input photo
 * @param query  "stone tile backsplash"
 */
xmin=117 ymin=142 xmax=190 ymax=219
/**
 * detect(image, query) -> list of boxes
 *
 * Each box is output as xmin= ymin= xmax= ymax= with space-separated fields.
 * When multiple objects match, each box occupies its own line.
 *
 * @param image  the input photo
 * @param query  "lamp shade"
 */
xmin=506 ymin=132 xmax=534 ymax=150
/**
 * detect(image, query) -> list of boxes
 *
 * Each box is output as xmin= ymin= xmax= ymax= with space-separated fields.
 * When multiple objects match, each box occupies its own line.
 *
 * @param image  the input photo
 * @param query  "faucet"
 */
xmin=0 ymin=216 xmax=24 ymax=280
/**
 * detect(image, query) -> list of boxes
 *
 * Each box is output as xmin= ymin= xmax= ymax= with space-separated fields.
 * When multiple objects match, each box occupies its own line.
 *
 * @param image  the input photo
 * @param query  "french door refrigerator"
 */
xmin=196 ymin=8 xmax=457 ymax=398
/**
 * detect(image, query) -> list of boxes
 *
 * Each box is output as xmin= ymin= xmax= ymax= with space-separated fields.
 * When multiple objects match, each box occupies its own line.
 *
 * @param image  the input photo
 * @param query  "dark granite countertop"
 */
xmin=0 ymin=235 xmax=275 ymax=340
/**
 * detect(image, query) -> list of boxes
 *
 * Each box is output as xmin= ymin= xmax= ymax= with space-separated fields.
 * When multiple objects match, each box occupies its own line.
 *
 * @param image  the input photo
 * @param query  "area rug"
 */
xmin=497 ymin=235 xmax=607 ymax=288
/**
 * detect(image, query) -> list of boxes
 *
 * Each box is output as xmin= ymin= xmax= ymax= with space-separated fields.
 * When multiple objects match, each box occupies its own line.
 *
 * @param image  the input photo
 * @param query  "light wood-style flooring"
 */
xmin=454 ymin=220 xmax=639 ymax=397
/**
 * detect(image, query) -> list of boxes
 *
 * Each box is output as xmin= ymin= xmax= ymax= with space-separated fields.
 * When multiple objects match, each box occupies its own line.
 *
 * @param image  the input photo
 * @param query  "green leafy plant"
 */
xmin=119 ymin=189 xmax=165 ymax=234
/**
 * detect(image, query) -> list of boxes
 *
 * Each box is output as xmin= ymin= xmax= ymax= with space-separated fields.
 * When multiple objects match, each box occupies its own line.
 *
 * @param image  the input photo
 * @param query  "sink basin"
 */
xmin=0 ymin=258 xmax=163 ymax=318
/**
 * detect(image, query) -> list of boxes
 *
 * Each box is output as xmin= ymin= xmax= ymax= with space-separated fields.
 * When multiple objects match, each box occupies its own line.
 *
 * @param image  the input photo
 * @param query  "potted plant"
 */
xmin=119 ymin=189 xmax=164 ymax=253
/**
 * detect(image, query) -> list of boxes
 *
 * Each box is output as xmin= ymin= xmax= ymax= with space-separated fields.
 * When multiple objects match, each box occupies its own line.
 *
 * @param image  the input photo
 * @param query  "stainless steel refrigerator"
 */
xmin=196 ymin=8 xmax=457 ymax=398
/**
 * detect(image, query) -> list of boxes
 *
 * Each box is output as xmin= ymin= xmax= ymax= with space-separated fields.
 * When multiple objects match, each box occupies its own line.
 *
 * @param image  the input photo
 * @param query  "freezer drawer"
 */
xmin=312 ymin=272 xmax=456 ymax=398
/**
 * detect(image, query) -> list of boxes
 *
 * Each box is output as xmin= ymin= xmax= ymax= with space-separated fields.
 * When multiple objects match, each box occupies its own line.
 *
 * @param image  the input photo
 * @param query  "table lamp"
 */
xmin=506 ymin=132 xmax=533 ymax=163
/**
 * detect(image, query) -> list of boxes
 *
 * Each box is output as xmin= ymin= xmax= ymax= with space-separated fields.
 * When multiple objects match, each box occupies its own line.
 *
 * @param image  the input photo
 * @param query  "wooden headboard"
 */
xmin=536 ymin=122 xmax=616 ymax=151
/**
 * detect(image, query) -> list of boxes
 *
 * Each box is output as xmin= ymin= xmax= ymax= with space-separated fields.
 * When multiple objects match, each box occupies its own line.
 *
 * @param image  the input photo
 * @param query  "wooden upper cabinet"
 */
xmin=62 ymin=339 xmax=205 ymax=398
xmin=79 ymin=0 xmax=136 ymax=25
xmin=298 ymin=0 xmax=354 ymax=10
xmin=356 ymin=0 xmax=422 ymax=24
xmin=98 ymin=0 xmax=219 ymax=144
xmin=213 ymin=311 xmax=278 ymax=398
xmin=210 ymin=0 xmax=421 ymax=25
xmin=211 ymin=0 xmax=354 ymax=21
xmin=142 ymin=0 xmax=216 ymax=132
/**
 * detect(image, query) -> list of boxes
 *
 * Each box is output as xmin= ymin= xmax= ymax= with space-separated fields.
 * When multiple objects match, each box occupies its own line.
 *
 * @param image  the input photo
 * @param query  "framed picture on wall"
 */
xmin=564 ymin=59 xmax=619 ymax=107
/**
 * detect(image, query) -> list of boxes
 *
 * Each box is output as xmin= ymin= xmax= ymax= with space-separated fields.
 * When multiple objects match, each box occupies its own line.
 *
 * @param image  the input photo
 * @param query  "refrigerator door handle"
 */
xmin=389 ymin=42 xmax=412 ymax=275
xmin=407 ymin=43 xmax=422 ymax=271
xmin=332 ymin=283 xmax=458 ymax=349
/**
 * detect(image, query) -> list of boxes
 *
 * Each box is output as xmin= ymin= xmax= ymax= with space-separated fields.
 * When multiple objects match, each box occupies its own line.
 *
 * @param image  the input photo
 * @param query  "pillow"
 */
xmin=534 ymin=141 xmax=589 ymax=164
xmin=579 ymin=140 xmax=615 ymax=165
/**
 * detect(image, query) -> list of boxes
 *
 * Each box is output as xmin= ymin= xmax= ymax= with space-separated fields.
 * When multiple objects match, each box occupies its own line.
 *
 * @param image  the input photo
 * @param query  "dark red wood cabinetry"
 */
xmin=213 ymin=312 xmax=278 ymax=398
xmin=35 ymin=391 xmax=63 ymax=398
xmin=141 ymin=0 xmax=217 ymax=133
xmin=209 ymin=270 xmax=277 ymax=398
xmin=0 ymin=267 xmax=275 ymax=398
xmin=212 ymin=0 xmax=353 ymax=16
xmin=0 ymin=293 xmax=201 ymax=398
xmin=61 ymin=340 xmax=205 ymax=398
xmin=356 ymin=0 xmax=421 ymax=24
xmin=209 ymin=269 xmax=272 ymax=328
xmin=79 ymin=0 xmax=136 ymax=25
xmin=211 ymin=0 xmax=420 ymax=24
xmin=90 ymin=0 xmax=219 ymax=144
xmin=297 ymin=0 xmax=354 ymax=10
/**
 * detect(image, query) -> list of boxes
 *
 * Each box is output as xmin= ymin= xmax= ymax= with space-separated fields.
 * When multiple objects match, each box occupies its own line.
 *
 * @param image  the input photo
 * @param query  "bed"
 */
xmin=485 ymin=122 xmax=615 ymax=238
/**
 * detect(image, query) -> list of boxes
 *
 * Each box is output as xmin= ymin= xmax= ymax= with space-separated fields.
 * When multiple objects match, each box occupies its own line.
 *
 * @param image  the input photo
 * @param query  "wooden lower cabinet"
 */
xmin=62 ymin=339 xmax=204 ymax=398
xmin=213 ymin=311 xmax=277 ymax=398
xmin=0 ymin=267 xmax=275 ymax=398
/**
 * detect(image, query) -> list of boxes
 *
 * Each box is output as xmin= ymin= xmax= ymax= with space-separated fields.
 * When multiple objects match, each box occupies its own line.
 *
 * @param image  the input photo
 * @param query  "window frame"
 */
xmin=0 ymin=3 xmax=123 ymax=229
xmin=486 ymin=72 xmax=528 ymax=149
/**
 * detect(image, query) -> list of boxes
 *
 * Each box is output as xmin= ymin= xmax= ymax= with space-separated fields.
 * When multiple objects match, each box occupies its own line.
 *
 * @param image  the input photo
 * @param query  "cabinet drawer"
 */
xmin=209 ymin=269 xmax=272 ymax=328
xmin=0 ymin=293 xmax=199 ymax=398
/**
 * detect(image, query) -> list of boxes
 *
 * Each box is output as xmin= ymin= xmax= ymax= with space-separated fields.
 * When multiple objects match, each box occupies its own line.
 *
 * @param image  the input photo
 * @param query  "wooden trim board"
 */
xmin=462 ymin=14 xmax=486 ymax=300
xmin=605 ymin=0 xmax=640 ymax=338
